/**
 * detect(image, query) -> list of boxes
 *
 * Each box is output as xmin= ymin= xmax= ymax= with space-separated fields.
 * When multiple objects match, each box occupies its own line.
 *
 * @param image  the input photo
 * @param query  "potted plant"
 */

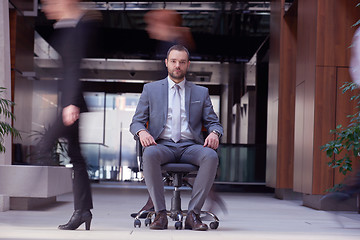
xmin=0 ymin=87 xmax=20 ymax=153
xmin=320 ymin=3 xmax=360 ymax=188
xmin=28 ymin=127 xmax=68 ymax=166
xmin=320 ymin=82 xmax=360 ymax=191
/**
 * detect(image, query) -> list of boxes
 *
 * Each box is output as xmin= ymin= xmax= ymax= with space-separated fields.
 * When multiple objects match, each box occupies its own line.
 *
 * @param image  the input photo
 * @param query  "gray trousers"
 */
xmin=142 ymin=139 xmax=218 ymax=214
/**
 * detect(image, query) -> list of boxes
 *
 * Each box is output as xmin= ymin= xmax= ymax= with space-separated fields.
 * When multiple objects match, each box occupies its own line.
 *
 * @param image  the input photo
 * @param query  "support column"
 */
xmin=267 ymin=0 xmax=297 ymax=199
xmin=0 ymin=0 xmax=12 ymax=212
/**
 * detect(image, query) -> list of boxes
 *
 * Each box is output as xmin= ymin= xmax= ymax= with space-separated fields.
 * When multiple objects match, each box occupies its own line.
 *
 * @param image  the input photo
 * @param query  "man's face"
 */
xmin=165 ymin=50 xmax=190 ymax=83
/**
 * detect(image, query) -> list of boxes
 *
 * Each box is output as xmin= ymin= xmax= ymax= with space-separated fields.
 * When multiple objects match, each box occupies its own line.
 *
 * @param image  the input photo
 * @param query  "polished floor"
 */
xmin=0 ymin=182 xmax=360 ymax=240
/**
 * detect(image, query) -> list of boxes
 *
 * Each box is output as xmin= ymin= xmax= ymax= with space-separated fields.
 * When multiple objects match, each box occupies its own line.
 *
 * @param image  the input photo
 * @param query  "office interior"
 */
xmin=0 ymin=0 xmax=359 ymax=216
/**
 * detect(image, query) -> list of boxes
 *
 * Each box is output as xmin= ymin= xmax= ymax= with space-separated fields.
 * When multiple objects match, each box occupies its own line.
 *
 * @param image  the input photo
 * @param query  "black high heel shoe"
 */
xmin=58 ymin=210 xmax=92 ymax=230
xmin=131 ymin=207 xmax=155 ymax=218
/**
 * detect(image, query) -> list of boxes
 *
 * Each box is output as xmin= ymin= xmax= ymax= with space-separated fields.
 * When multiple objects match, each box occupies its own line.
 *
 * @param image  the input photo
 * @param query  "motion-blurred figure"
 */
xmin=144 ymin=9 xmax=195 ymax=59
xmin=40 ymin=0 xmax=101 ymax=230
xmin=350 ymin=27 xmax=360 ymax=86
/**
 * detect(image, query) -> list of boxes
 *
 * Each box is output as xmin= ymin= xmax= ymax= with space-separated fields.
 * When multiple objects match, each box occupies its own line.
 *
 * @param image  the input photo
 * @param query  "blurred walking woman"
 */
xmin=40 ymin=0 xmax=101 ymax=230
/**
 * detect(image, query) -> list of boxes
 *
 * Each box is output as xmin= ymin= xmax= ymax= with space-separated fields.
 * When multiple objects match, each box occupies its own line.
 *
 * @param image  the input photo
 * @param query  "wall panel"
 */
xmin=316 ymin=0 xmax=358 ymax=67
xmin=267 ymin=0 xmax=298 ymax=190
xmin=271 ymin=0 xmax=360 ymax=197
xmin=293 ymin=82 xmax=305 ymax=192
xmin=266 ymin=99 xmax=278 ymax=187
xmin=296 ymin=0 xmax=317 ymax=87
xmin=0 ymin=1 xmax=12 ymax=166
xmin=294 ymin=0 xmax=318 ymax=193
xmin=311 ymin=1 xmax=360 ymax=194
xmin=312 ymin=66 xmax=336 ymax=194
xmin=266 ymin=0 xmax=282 ymax=188
xmin=276 ymin=12 xmax=297 ymax=189
xmin=9 ymin=10 xmax=16 ymax=102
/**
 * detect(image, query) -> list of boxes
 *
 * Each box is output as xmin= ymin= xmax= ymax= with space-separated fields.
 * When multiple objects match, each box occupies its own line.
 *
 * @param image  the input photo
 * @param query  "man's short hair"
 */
xmin=166 ymin=45 xmax=190 ymax=60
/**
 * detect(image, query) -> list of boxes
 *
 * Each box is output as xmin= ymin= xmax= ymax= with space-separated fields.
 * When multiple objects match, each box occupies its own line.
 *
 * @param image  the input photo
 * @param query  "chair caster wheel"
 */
xmin=175 ymin=221 xmax=183 ymax=230
xmin=210 ymin=221 xmax=219 ymax=229
xmin=145 ymin=218 xmax=152 ymax=227
xmin=134 ymin=219 xmax=141 ymax=228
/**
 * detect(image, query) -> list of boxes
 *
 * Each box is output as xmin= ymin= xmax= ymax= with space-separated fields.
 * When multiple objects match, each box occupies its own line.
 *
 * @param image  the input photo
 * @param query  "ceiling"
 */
xmin=9 ymin=1 xmax=300 ymax=84
xmin=33 ymin=1 xmax=272 ymax=63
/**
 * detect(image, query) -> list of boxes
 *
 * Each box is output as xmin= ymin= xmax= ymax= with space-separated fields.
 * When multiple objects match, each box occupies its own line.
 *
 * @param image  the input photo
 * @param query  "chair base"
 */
xmin=131 ymin=162 xmax=219 ymax=229
xmin=133 ymin=209 xmax=219 ymax=230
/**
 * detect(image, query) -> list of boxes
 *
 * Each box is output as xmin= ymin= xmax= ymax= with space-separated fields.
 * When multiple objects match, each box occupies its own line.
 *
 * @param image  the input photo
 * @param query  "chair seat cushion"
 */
xmin=161 ymin=163 xmax=199 ymax=173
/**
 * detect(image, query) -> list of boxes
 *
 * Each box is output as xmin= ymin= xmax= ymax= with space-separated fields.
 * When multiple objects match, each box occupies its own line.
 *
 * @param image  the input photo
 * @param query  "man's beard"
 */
xmin=169 ymin=69 xmax=185 ymax=80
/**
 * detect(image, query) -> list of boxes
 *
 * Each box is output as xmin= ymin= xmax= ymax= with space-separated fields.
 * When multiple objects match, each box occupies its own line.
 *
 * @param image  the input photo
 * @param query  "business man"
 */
xmin=130 ymin=45 xmax=223 ymax=231
xmin=40 ymin=0 xmax=101 ymax=230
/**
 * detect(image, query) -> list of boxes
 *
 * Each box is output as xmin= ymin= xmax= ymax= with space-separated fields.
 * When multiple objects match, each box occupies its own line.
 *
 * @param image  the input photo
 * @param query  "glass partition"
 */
xmin=216 ymin=144 xmax=266 ymax=184
xmin=61 ymin=92 xmax=221 ymax=182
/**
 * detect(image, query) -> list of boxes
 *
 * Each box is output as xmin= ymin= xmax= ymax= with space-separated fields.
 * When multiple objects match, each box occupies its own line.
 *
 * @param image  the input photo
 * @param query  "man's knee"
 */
xmin=143 ymin=145 xmax=163 ymax=165
xmin=201 ymin=148 xmax=219 ymax=166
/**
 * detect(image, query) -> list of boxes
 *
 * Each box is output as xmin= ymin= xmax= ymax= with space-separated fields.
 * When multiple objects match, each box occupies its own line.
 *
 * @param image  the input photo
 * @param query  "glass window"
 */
xmin=63 ymin=92 xmax=220 ymax=182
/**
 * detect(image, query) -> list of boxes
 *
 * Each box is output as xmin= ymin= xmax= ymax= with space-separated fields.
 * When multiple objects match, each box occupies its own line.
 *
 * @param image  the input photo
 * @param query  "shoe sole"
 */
xmin=150 ymin=225 xmax=168 ymax=230
xmin=185 ymin=225 xmax=208 ymax=231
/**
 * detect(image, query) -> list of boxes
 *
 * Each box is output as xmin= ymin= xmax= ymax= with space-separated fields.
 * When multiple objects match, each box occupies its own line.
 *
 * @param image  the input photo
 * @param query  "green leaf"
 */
xmin=326 ymin=149 xmax=333 ymax=157
xmin=0 ymin=88 xmax=21 ymax=153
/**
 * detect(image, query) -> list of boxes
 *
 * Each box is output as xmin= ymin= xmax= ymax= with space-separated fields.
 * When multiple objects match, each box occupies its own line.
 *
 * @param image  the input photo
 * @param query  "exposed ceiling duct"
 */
xmin=30 ymin=1 xmax=276 ymax=83
xmin=79 ymin=2 xmax=272 ymax=15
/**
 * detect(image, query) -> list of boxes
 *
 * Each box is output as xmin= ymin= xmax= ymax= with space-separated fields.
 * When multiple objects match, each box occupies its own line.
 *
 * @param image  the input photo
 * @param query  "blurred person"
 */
xmin=130 ymin=10 xmax=195 ymax=218
xmin=40 ymin=0 xmax=101 ymax=230
xmin=144 ymin=9 xmax=195 ymax=59
xmin=350 ymin=27 xmax=360 ymax=86
xmin=130 ymin=45 xmax=223 ymax=231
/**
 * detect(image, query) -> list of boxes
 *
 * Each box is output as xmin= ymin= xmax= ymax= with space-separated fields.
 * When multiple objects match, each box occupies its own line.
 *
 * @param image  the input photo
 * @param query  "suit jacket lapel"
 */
xmin=161 ymin=79 xmax=168 ymax=123
xmin=185 ymin=81 xmax=192 ymax=121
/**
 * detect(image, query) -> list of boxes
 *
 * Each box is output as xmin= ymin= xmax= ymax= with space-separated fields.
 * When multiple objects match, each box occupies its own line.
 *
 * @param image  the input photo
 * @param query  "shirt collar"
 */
xmin=167 ymin=76 xmax=186 ymax=89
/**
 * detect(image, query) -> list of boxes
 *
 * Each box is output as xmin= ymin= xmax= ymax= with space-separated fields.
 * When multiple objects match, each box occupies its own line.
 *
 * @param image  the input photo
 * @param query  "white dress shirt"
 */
xmin=159 ymin=77 xmax=194 ymax=141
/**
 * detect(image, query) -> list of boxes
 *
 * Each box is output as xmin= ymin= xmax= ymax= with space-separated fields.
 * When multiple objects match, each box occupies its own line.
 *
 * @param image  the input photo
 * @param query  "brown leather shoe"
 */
xmin=150 ymin=210 xmax=168 ymax=230
xmin=185 ymin=210 xmax=208 ymax=231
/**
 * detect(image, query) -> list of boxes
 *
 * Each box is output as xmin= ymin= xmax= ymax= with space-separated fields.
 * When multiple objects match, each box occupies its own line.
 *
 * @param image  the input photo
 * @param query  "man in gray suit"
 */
xmin=130 ymin=45 xmax=223 ymax=231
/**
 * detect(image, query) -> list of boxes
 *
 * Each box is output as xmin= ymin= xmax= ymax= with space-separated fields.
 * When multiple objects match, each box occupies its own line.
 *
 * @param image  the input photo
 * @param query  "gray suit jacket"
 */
xmin=130 ymin=78 xmax=223 ymax=144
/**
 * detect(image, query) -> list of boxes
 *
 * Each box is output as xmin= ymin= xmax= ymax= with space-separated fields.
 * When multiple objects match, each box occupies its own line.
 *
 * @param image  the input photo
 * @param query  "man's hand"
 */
xmin=203 ymin=132 xmax=219 ymax=150
xmin=62 ymin=105 xmax=80 ymax=126
xmin=138 ymin=130 xmax=157 ymax=147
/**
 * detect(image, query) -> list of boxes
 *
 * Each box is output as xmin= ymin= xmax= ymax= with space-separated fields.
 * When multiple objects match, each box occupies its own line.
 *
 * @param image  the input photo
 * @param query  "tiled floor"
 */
xmin=0 ymin=183 xmax=359 ymax=240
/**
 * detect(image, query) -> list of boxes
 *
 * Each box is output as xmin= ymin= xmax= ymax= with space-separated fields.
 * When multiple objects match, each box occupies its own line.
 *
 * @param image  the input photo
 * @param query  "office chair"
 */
xmin=133 ymin=136 xmax=220 ymax=230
